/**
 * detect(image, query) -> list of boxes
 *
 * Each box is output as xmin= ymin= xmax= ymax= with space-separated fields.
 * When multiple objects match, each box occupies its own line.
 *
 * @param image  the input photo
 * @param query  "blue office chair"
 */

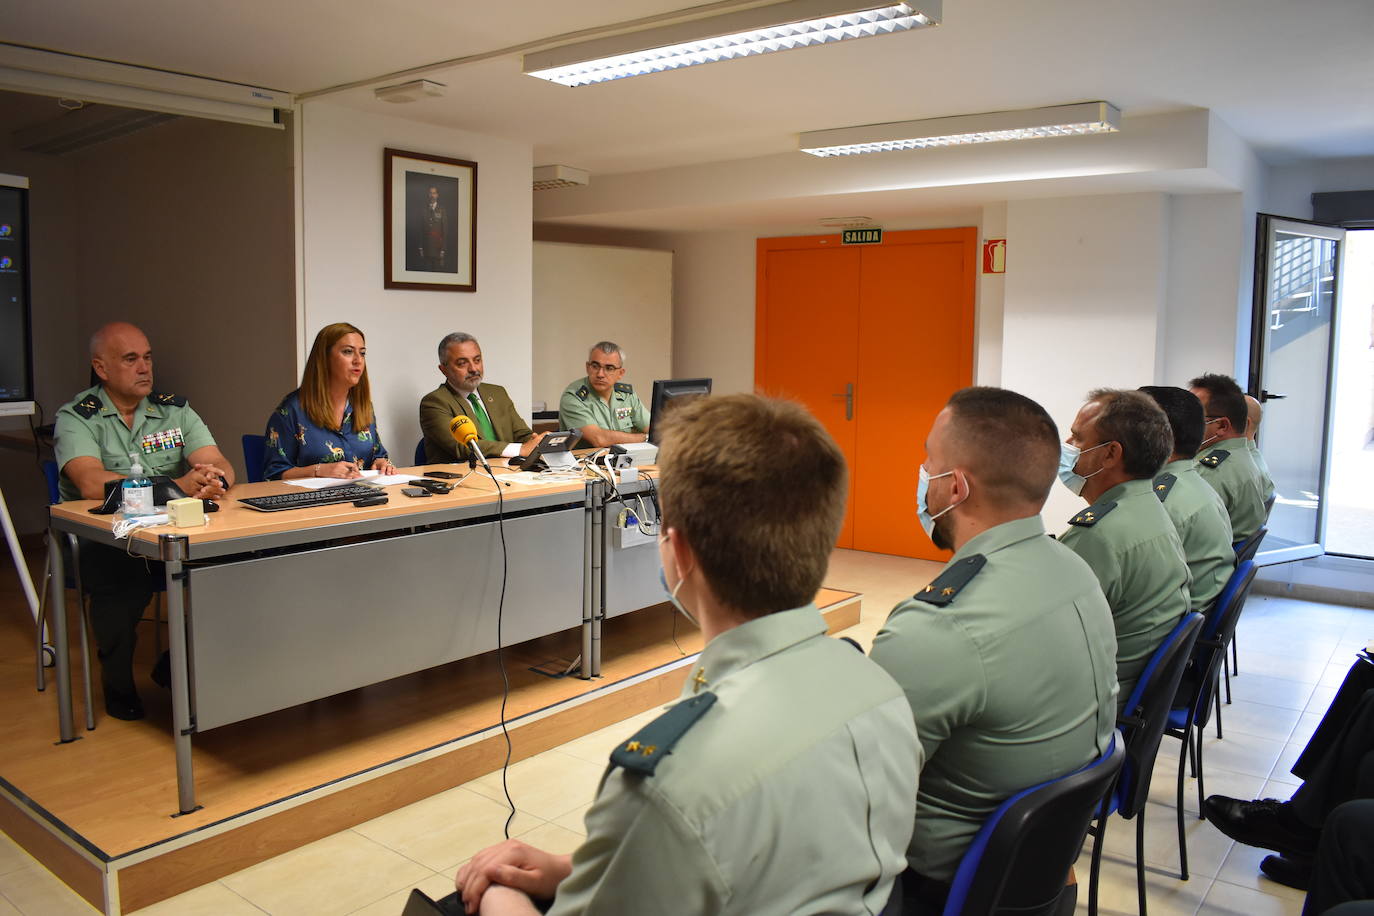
xmin=1226 ymin=525 xmax=1267 ymax=692
xmin=242 ymin=433 xmax=266 ymax=483
xmin=1165 ymin=560 xmax=1259 ymax=880
xmin=36 ymin=460 xmax=96 ymax=730
xmin=1087 ymin=611 xmax=1203 ymax=916
xmin=943 ymin=731 xmax=1125 ymax=916
xmin=414 ymin=438 xmax=426 ymax=466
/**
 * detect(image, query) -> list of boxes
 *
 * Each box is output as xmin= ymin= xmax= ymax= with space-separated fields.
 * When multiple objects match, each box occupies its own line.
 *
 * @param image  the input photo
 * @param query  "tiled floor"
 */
xmin=1 ymin=549 xmax=1369 ymax=915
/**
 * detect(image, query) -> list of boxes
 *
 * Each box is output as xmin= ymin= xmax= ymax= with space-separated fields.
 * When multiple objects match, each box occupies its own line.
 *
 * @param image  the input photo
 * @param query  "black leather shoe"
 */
xmin=104 ymin=688 xmax=145 ymax=721
xmin=151 ymin=650 xmax=171 ymax=689
xmin=1202 ymin=795 xmax=1319 ymax=857
xmin=1259 ymin=854 xmax=1312 ymax=891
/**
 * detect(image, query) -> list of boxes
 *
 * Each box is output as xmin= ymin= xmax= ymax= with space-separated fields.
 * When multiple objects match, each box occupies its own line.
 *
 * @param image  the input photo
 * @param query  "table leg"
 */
xmin=591 ymin=481 xmax=605 ymax=678
xmin=161 ymin=534 xmax=199 ymax=814
xmin=48 ymin=529 xmax=75 ymax=743
xmin=581 ymin=485 xmax=594 ymax=679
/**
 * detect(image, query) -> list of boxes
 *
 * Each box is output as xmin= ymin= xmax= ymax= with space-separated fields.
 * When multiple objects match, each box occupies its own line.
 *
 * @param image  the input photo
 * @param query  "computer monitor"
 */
xmin=0 ymin=178 xmax=34 ymax=418
xmin=648 ymin=378 xmax=712 ymax=446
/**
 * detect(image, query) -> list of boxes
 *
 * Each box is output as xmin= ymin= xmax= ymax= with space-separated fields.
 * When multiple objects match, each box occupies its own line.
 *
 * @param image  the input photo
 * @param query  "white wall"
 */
xmin=1265 ymin=156 xmax=1374 ymax=220
xmin=300 ymin=102 xmax=532 ymax=463
xmin=531 ymin=242 xmax=672 ymax=410
xmin=1162 ymin=192 xmax=1247 ymax=385
xmin=1002 ymin=192 xmax=1171 ymax=524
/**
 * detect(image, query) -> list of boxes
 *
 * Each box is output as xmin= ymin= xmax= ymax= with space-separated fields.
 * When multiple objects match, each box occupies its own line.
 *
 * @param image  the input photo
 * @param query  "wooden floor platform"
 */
xmin=0 ymin=549 xmax=859 ymax=914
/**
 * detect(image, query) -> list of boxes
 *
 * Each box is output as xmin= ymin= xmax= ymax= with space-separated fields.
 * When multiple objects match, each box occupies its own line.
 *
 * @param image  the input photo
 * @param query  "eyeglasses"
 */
xmin=587 ymin=361 xmax=622 ymax=374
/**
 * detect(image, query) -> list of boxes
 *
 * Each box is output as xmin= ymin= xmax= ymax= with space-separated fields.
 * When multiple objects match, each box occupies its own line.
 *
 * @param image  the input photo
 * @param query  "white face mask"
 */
xmin=1058 ymin=441 xmax=1109 ymax=496
xmin=1199 ymin=417 xmax=1224 ymax=449
xmin=916 ymin=465 xmax=960 ymax=540
xmin=657 ymin=534 xmax=698 ymax=626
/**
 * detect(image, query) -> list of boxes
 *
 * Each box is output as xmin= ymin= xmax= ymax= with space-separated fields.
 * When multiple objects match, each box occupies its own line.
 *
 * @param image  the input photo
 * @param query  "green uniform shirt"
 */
xmin=558 ymin=377 xmax=649 ymax=447
xmin=1059 ymin=477 xmax=1191 ymax=705
xmin=870 ymin=515 xmax=1119 ymax=882
xmin=551 ymin=605 xmax=919 ymax=916
xmin=1153 ymin=459 xmax=1234 ymax=613
xmin=1249 ymin=439 xmax=1276 ymax=502
xmin=53 ymin=384 xmax=216 ymax=502
xmin=1195 ymin=438 xmax=1268 ymax=542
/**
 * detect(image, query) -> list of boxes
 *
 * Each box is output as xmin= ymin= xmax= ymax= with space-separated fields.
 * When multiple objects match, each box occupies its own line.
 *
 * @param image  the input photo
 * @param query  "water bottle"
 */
xmin=121 ymin=453 xmax=154 ymax=519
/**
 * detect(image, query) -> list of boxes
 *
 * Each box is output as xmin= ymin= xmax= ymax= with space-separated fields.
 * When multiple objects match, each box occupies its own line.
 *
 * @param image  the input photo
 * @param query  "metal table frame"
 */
xmin=46 ymin=481 xmax=606 ymax=815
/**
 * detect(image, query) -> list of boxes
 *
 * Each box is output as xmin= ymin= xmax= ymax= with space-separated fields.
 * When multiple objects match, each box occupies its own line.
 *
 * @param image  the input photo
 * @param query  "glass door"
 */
xmin=1248 ymin=215 xmax=1345 ymax=564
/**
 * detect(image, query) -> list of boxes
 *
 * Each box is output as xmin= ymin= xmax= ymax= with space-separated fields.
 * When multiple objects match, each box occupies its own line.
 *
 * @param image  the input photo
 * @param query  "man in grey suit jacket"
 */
xmin=420 ymin=332 xmax=545 ymax=462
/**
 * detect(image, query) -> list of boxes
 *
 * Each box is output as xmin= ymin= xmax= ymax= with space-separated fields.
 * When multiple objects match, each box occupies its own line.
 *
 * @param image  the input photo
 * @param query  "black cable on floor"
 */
xmin=484 ymin=462 xmax=517 ymax=838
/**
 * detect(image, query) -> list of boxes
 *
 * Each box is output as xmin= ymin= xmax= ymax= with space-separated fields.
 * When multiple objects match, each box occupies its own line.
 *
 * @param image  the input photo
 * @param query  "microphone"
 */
xmin=449 ymin=414 xmax=492 ymax=473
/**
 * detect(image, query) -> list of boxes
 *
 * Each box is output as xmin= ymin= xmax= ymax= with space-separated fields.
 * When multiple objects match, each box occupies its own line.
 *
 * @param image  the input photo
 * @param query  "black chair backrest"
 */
xmin=944 ymin=732 xmax=1126 ymax=916
xmin=1116 ymin=612 xmax=1204 ymax=818
xmin=1234 ymin=526 xmax=1267 ymax=566
xmin=1182 ymin=560 xmax=1259 ymax=728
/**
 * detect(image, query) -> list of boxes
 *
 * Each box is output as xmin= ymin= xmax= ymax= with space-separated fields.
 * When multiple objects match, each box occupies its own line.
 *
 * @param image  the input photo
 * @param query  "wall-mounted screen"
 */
xmin=0 ymin=178 xmax=34 ymax=417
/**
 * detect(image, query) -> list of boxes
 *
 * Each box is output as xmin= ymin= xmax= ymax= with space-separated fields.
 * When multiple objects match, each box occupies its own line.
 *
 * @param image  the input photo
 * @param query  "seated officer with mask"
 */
xmin=1189 ymin=373 xmax=1268 ymax=543
xmin=454 ymin=394 xmax=919 ymax=916
xmin=55 ymin=321 xmax=235 ymax=720
xmin=870 ymin=387 xmax=1118 ymax=913
xmin=1140 ymin=385 xmax=1234 ymax=613
xmin=1244 ymin=394 xmax=1276 ymax=504
xmin=1059 ymin=388 xmax=1191 ymax=705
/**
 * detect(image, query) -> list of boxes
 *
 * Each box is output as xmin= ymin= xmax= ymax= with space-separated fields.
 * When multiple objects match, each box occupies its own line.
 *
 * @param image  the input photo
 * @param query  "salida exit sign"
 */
xmin=841 ymin=228 xmax=882 ymax=245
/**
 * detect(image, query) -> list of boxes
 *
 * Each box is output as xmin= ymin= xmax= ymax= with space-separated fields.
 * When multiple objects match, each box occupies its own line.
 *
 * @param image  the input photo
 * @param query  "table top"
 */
xmin=48 ymin=463 xmax=600 ymax=559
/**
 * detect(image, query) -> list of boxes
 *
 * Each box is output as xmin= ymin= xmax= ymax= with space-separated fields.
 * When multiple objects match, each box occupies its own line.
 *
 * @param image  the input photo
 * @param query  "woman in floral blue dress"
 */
xmin=263 ymin=322 xmax=397 ymax=480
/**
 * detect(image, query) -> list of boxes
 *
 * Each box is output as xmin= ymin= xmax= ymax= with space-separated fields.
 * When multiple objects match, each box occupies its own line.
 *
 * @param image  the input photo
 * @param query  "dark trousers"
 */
xmin=1304 ymin=800 xmax=1374 ymax=916
xmin=1289 ymin=660 xmax=1374 ymax=830
xmin=78 ymin=540 xmax=161 ymax=696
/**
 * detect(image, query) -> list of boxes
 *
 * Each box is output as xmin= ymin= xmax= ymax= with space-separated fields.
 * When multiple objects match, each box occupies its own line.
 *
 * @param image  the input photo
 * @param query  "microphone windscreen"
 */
xmin=450 ymin=414 xmax=479 ymax=445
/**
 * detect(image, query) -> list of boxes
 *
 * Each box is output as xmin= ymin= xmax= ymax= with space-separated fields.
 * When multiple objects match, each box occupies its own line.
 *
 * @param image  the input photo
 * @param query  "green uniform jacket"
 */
xmin=1195 ymin=438 xmax=1268 ymax=542
xmin=1060 ymin=478 xmax=1191 ymax=706
xmin=1249 ymin=439 xmax=1276 ymax=502
xmin=558 ymin=377 xmax=649 ymax=448
xmin=1154 ymin=459 xmax=1235 ymax=613
xmin=53 ymin=384 xmax=216 ymax=502
xmin=419 ymin=382 xmax=533 ymax=461
xmin=870 ymin=516 xmax=1119 ymax=882
xmin=551 ymin=605 xmax=919 ymax=915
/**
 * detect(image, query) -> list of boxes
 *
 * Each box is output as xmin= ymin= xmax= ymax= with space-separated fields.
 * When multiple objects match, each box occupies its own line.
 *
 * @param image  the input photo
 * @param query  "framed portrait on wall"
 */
xmin=384 ymin=148 xmax=477 ymax=291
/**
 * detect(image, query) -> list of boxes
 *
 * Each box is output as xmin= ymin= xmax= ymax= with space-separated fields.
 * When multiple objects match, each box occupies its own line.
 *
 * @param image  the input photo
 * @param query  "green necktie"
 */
xmin=467 ymin=392 xmax=496 ymax=440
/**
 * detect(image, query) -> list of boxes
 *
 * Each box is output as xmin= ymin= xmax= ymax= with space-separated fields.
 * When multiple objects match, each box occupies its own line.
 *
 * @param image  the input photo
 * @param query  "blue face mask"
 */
xmin=916 ymin=465 xmax=958 ymax=539
xmin=658 ymin=543 xmax=699 ymax=626
xmin=1058 ymin=441 xmax=1108 ymax=496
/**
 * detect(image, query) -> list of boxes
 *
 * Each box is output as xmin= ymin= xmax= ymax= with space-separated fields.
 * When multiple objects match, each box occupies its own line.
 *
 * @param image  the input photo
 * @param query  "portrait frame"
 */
xmin=383 ymin=148 xmax=477 ymax=292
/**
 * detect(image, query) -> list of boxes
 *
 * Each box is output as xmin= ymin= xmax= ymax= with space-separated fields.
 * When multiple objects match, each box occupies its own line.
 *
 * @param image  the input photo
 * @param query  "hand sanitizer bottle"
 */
xmin=122 ymin=453 xmax=154 ymax=518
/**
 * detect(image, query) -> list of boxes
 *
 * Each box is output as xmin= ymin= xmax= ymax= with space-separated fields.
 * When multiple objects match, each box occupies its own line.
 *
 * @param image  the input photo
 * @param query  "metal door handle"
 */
xmin=833 ymin=383 xmax=854 ymax=420
xmin=1261 ymin=390 xmax=1287 ymax=401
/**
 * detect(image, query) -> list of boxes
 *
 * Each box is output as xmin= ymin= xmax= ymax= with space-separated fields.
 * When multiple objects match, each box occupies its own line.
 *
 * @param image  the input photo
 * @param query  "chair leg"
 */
xmin=77 ymin=595 xmax=95 ymax=731
xmin=1176 ymin=727 xmax=1190 ymax=881
xmin=1231 ymin=635 xmax=1239 ymax=676
xmin=1223 ymin=659 xmax=1232 ymax=704
xmin=1215 ymin=684 xmax=1224 ymax=740
xmin=1089 ymin=807 xmax=1109 ymax=916
xmin=1195 ymin=728 xmax=1207 ymax=817
xmin=1136 ymin=813 xmax=1149 ymax=916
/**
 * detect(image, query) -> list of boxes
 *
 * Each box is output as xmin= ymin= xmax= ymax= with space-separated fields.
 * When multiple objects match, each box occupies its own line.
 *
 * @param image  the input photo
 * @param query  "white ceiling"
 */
xmin=5 ymin=0 xmax=1372 ymax=187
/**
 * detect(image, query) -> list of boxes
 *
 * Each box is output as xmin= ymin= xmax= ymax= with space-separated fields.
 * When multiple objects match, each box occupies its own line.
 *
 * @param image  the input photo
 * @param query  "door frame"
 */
xmin=1247 ymin=213 xmax=1346 ymax=565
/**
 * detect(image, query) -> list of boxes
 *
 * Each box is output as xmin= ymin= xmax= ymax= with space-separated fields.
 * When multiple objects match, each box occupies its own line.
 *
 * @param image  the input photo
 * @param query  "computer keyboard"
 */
xmin=239 ymin=484 xmax=381 ymax=512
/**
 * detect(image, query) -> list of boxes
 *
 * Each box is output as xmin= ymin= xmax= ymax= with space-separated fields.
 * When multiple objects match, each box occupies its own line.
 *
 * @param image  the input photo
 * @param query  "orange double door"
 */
xmin=755 ymin=228 xmax=977 ymax=561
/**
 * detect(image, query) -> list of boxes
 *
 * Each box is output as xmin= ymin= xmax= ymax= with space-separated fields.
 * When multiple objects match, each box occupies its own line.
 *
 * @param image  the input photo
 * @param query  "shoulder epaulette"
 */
xmin=913 ymin=554 xmax=986 ymax=607
xmin=575 ymin=384 xmax=590 ymax=401
xmin=74 ymin=393 xmax=103 ymax=418
xmin=1068 ymin=500 xmax=1117 ymax=527
xmin=150 ymin=391 xmax=187 ymax=407
xmin=1153 ymin=473 xmax=1177 ymax=502
xmin=1198 ymin=450 xmax=1229 ymax=469
xmin=610 ymin=692 xmax=717 ymax=776
xmin=614 ymin=381 xmax=633 ymax=394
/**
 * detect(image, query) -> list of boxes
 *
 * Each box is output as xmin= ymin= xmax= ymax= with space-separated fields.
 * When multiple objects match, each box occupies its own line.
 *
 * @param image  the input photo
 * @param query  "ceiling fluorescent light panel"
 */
xmin=799 ymin=102 xmax=1122 ymax=157
xmin=523 ymin=1 xmax=941 ymax=87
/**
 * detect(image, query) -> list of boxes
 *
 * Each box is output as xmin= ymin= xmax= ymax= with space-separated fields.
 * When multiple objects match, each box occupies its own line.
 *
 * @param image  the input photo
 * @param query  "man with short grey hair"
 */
xmin=420 ymin=332 xmax=543 ymax=462
xmin=559 ymin=341 xmax=650 ymax=448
